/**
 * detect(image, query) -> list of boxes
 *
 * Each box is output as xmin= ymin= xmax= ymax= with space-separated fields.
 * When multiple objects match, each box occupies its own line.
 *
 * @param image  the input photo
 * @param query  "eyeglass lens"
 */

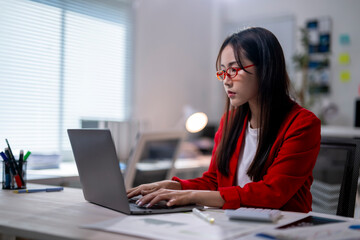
xmin=216 ymin=67 xmax=239 ymax=81
xmin=216 ymin=64 xmax=254 ymax=81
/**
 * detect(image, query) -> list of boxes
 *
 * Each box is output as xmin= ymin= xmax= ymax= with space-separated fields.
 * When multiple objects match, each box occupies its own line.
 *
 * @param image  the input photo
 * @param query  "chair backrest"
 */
xmin=311 ymin=137 xmax=360 ymax=217
xmin=124 ymin=131 xmax=185 ymax=189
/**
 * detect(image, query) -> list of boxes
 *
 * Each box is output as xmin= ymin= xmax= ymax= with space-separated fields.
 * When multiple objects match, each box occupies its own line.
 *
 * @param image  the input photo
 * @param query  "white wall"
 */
xmin=133 ymin=0 xmax=360 ymax=131
xmin=133 ymin=0 xmax=223 ymax=132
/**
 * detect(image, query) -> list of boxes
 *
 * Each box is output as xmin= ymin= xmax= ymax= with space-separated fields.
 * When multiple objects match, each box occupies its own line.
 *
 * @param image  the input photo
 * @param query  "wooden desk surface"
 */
xmin=0 ymin=184 xmax=137 ymax=240
xmin=1 ymin=183 xmax=359 ymax=240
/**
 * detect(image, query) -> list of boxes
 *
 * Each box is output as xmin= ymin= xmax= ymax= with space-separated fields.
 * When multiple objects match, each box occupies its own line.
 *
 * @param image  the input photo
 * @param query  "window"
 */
xmin=0 ymin=0 xmax=133 ymax=160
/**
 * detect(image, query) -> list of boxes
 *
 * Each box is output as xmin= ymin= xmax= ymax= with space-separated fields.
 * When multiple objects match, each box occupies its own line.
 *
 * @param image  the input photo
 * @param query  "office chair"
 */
xmin=311 ymin=137 xmax=360 ymax=217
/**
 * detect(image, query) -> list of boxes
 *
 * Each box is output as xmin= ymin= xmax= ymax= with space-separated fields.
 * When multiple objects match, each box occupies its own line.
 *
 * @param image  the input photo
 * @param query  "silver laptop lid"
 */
xmin=67 ymin=129 xmax=131 ymax=214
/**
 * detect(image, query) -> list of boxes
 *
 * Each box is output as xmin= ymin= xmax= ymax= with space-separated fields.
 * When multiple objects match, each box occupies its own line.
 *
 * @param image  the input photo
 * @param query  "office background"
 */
xmin=134 ymin=0 xmax=359 ymax=131
xmin=1 ymin=0 xmax=359 ymax=162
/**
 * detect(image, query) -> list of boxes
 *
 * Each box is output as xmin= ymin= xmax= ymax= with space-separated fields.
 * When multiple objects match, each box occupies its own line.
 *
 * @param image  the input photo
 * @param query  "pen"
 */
xmin=23 ymin=151 xmax=31 ymax=162
xmin=13 ymin=187 xmax=64 ymax=193
xmin=19 ymin=149 xmax=24 ymax=176
xmin=255 ymin=233 xmax=278 ymax=239
xmin=0 ymin=151 xmax=9 ymax=162
xmin=192 ymin=208 xmax=215 ymax=224
xmin=5 ymin=148 xmax=24 ymax=188
xmin=0 ymin=151 xmax=11 ymax=188
xmin=5 ymin=139 xmax=15 ymax=161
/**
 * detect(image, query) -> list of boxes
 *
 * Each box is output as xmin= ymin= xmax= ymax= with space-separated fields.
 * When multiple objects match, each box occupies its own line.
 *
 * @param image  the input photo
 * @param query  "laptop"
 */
xmin=67 ymin=129 xmax=203 ymax=215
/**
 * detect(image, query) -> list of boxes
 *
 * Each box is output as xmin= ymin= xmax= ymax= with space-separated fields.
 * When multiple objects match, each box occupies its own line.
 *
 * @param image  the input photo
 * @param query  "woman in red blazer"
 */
xmin=127 ymin=27 xmax=321 ymax=213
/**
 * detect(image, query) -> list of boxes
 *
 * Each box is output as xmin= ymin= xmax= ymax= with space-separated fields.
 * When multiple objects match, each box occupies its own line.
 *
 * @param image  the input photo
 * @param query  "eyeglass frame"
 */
xmin=216 ymin=64 xmax=255 ymax=81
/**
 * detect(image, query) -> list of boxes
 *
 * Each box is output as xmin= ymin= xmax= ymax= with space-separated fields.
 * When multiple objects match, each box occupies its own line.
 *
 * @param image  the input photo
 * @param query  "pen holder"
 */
xmin=2 ymin=160 xmax=27 ymax=189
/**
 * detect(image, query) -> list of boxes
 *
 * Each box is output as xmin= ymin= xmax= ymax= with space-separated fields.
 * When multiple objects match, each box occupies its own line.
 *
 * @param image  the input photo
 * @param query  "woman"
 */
xmin=127 ymin=27 xmax=321 ymax=212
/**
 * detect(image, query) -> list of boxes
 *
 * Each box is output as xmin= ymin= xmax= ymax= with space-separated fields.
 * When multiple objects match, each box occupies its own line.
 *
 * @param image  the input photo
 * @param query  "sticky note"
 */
xmin=338 ymin=53 xmax=350 ymax=65
xmin=339 ymin=34 xmax=350 ymax=45
xmin=340 ymin=70 xmax=351 ymax=82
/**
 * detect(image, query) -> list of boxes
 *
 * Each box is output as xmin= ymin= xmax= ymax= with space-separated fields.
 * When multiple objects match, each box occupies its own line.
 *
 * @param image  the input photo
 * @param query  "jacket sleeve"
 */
xmin=172 ymin=116 xmax=224 ymax=190
xmin=219 ymin=110 xmax=321 ymax=209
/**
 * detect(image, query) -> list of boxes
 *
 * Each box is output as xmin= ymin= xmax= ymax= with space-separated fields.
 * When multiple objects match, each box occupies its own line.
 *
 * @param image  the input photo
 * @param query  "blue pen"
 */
xmin=0 ymin=151 xmax=9 ymax=162
xmin=13 ymin=187 xmax=64 ymax=193
xmin=0 ymin=152 xmax=11 ymax=188
xmin=2 ymin=150 xmax=16 ymax=176
xmin=256 ymin=233 xmax=278 ymax=239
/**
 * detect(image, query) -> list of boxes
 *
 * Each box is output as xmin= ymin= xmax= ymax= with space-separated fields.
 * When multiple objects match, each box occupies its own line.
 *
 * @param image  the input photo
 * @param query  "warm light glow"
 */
xmin=185 ymin=112 xmax=208 ymax=133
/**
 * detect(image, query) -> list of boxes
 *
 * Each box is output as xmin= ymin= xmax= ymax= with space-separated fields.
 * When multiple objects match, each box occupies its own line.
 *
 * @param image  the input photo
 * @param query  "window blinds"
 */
xmin=0 ymin=0 xmax=133 ymax=156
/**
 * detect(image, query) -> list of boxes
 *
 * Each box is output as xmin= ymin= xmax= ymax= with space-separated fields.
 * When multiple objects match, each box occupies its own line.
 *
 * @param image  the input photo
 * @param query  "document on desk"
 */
xmin=82 ymin=210 xmax=267 ymax=240
xmin=261 ymin=220 xmax=360 ymax=240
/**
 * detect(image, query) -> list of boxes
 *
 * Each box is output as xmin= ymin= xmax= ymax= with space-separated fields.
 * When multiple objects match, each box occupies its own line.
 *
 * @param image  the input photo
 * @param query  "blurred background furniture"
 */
xmin=311 ymin=137 xmax=360 ymax=217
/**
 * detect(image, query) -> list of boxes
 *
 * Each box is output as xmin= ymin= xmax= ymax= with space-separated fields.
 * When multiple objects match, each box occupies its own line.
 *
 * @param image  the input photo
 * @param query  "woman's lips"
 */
xmin=227 ymin=90 xmax=236 ymax=98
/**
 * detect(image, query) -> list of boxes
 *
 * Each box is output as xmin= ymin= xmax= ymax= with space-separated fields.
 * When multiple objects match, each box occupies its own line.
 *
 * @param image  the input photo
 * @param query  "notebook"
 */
xmin=67 ymin=129 xmax=203 ymax=215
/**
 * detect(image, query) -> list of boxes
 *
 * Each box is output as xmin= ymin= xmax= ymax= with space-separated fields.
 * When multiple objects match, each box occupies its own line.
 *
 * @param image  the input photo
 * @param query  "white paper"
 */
xmin=262 ymin=221 xmax=360 ymax=240
xmin=82 ymin=210 xmax=267 ymax=240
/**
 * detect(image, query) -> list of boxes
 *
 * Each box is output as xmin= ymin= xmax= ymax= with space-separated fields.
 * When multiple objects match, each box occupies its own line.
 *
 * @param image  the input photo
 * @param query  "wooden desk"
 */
xmin=0 ymin=184 xmax=135 ymax=240
xmin=1 ymin=183 xmax=359 ymax=240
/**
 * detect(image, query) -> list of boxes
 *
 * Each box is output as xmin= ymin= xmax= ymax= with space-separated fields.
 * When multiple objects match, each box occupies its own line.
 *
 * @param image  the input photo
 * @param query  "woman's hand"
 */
xmin=136 ymin=189 xmax=225 ymax=208
xmin=126 ymin=180 xmax=181 ymax=199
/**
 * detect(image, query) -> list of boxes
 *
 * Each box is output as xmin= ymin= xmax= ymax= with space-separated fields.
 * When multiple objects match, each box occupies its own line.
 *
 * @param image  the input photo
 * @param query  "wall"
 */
xmin=134 ymin=0 xmax=360 ymax=131
xmin=133 ymin=0 xmax=223 ymax=132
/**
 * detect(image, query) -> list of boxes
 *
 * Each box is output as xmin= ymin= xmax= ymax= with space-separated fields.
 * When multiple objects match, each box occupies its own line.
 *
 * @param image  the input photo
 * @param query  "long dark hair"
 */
xmin=215 ymin=27 xmax=293 ymax=181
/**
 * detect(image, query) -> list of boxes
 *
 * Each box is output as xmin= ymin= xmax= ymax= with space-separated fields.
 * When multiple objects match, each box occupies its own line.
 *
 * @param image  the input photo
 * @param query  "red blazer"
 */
xmin=173 ymin=103 xmax=321 ymax=212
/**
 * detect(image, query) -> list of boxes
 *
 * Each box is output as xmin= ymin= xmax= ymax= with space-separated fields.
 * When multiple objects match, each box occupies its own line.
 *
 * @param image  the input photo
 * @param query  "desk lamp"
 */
xmin=185 ymin=112 xmax=208 ymax=133
xmin=181 ymin=105 xmax=208 ymax=133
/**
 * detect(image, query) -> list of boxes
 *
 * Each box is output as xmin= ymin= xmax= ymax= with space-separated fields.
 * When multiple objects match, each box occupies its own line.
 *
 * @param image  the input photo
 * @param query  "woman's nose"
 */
xmin=223 ymin=74 xmax=232 ymax=86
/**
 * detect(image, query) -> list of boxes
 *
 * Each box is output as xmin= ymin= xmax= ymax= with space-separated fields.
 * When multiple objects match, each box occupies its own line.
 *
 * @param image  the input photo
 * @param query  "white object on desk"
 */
xmin=225 ymin=207 xmax=282 ymax=222
xmin=192 ymin=208 xmax=215 ymax=224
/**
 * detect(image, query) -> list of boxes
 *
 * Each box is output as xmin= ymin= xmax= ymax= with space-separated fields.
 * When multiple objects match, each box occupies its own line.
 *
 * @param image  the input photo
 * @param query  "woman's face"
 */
xmin=220 ymin=45 xmax=258 ymax=107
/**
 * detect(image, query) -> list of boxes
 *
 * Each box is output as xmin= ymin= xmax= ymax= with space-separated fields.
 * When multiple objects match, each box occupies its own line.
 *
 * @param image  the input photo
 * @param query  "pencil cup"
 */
xmin=2 ymin=161 xmax=27 ymax=189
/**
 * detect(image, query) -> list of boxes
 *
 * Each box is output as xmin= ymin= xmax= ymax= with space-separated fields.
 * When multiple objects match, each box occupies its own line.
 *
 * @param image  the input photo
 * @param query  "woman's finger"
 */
xmin=141 ymin=186 xmax=160 ymax=195
xmin=126 ymin=187 xmax=136 ymax=195
xmin=127 ymin=185 xmax=147 ymax=198
xmin=137 ymin=189 xmax=168 ymax=206
xmin=127 ymin=189 xmax=140 ymax=199
xmin=147 ymin=192 xmax=172 ymax=207
xmin=167 ymin=199 xmax=177 ymax=206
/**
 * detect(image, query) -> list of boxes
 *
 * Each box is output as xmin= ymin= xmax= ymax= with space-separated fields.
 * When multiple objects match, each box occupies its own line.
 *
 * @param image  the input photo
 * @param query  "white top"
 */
xmin=237 ymin=121 xmax=258 ymax=187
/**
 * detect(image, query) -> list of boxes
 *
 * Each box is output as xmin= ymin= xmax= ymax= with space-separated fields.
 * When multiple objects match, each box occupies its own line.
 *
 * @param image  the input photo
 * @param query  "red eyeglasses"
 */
xmin=216 ymin=64 xmax=255 ymax=81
